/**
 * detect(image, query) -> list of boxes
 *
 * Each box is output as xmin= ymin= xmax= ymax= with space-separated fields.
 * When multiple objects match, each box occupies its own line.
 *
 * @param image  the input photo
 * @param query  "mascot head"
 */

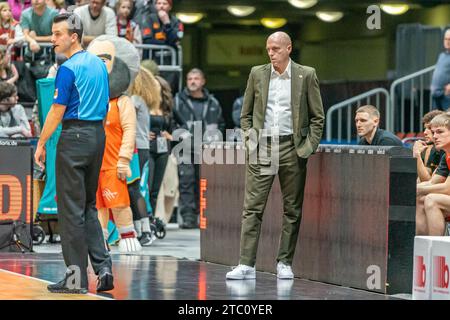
xmin=87 ymin=35 xmax=140 ymax=99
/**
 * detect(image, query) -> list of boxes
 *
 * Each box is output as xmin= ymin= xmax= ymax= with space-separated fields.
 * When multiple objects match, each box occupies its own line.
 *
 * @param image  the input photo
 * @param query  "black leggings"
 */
xmin=128 ymin=180 xmax=148 ymax=221
xmin=148 ymin=151 xmax=169 ymax=213
xmin=138 ymin=149 xmax=149 ymax=174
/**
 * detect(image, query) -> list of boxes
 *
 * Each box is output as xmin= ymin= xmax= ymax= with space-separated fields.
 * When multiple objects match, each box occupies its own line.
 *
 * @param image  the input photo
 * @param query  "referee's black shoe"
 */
xmin=97 ymin=267 xmax=114 ymax=292
xmin=47 ymin=272 xmax=88 ymax=294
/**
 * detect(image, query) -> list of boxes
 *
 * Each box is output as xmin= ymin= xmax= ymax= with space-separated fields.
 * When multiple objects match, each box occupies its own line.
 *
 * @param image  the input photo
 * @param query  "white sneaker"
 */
xmin=118 ymin=237 xmax=142 ymax=253
xmin=277 ymin=262 xmax=294 ymax=279
xmin=226 ymin=264 xmax=256 ymax=280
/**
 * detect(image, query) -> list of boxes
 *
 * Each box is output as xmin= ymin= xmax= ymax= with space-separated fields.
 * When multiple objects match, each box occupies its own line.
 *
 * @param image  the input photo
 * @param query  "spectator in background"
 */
xmin=148 ymin=74 xmax=185 ymax=219
xmin=20 ymin=0 xmax=58 ymax=54
xmin=174 ymin=68 xmax=224 ymax=229
xmin=116 ymin=0 xmax=142 ymax=46
xmin=227 ymin=94 xmax=244 ymax=142
xmin=128 ymin=67 xmax=160 ymax=172
xmin=355 ymin=105 xmax=403 ymax=146
xmin=0 ymin=82 xmax=32 ymax=138
xmin=139 ymin=0 xmax=182 ymax=48
xmin=135 ymin=0 xmax=183 ymax=93
xmin=0 ymin=2 xmax=25 ymax=48
xmin=141 ymin=58 xmax=159 ymax=76
xmin=413 ymin=110 xmax=444 ymax=182
xmin=416 ymin=113 xmax=450 ymax=236
xmin=431 ymin=29 xmax=450 ymax=111
xmin=132 ymin=0 xmax=154 ymax=43
xmin=232 ymin=95 xmax=243 ymax=128
xmin=128 ymin=67 xmax=160 ymax=245
xmin=74 ymin=0 xmax=117 ymax=46
xmin=8 ymin=0 xmax=31 ymax=22
xmin=46 ymin=0 xmax=67 ymax=13
xmin=105 ymin=0 xmax=118 ymax=9
xmin=74 ymin=0 xmax=89 ymax=7
xmin=0 ymin=48 xmax=19 ymax=84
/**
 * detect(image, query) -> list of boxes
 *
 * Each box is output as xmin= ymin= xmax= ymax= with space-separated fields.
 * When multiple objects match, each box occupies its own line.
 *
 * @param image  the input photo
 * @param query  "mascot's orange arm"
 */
xmin=117 ymin=95 xmax=137 ymax=161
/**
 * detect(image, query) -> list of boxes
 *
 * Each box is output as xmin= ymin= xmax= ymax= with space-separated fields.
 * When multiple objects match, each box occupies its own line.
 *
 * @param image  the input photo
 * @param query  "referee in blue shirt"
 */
xmin=35 ymin=13 xmax=113 ymax=294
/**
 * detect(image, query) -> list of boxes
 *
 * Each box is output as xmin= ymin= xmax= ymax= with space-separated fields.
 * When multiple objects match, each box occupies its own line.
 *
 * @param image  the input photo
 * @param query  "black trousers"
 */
xmin=178 ymin=155 xmax=200 ymax=222
xmin=128 ymin=180 xmax=147 ymax=221
xmin=55 ymin=120 xmax=112 ymax=288
xmin=148 ymin=151 xmax=169 ymax=214
xmin=137 ymin=148 xmax=149 ymax=174
xmin=128 ymin=148 xmax=150 ymax=221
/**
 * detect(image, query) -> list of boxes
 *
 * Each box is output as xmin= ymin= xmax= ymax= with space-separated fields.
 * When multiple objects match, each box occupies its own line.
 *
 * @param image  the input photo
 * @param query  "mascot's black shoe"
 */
xmin=47 ymin=274 xmax=88 ymax=294
xmin=97 ymin=267 xmax=114 ymax=292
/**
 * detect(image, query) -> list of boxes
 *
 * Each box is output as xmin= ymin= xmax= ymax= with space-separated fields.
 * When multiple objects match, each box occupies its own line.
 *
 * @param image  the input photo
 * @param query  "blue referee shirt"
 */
xmin=53 ymin=50 xmax=109 ymax=121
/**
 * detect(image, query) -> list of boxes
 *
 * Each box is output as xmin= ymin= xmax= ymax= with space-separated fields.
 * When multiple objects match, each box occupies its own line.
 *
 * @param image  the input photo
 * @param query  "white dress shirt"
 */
xmin=263 ymin=59 xmax=293 ymax=136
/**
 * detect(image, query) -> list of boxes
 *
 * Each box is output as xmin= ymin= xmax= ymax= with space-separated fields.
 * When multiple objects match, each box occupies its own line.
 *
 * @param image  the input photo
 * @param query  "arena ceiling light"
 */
xmin=176 ymin=13 xmax=204 ymax=24
xmin=315 ymin=11 xmax=344 ymax=22
xmin=260 ymin=18 xmax=288 ymax=29
xmin=288 ymin=0 xmax=318 ymax=9
xmin=380 ymin=4 xmax=409 ymax=15
xmin=227 ymin=5 xmax=256 ymax=17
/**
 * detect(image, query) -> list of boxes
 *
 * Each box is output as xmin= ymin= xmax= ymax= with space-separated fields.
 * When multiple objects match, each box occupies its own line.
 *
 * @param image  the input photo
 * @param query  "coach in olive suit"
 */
xmin=226 ymin=32 xmax=325 ymax=280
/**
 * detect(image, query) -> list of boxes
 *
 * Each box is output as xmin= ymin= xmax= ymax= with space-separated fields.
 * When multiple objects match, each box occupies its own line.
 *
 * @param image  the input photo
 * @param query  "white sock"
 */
xmin=134 ymin=220 xmax=142 ymax=238
xmin=141 ymin=217 xmax=151 ymax=233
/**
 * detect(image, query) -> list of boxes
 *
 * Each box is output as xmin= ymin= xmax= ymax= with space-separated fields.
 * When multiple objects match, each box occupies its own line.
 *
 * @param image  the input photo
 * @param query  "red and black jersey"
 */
xmin=137 ymin=13 xmax=183 ymax=46
xmin=0 ymin=20 xmax=19 ymax=46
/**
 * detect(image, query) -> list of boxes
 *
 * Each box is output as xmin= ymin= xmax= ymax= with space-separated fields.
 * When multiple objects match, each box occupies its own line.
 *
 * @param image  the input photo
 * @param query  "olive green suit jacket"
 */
xmin=240 ymin=61 xmax=325 ymax=158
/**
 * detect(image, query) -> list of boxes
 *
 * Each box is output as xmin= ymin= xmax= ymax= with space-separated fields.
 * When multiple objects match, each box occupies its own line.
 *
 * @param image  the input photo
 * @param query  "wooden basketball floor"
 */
xmin=0 ymin=252 xmax=398 ymax=300
xmin=0 ymin=268 xmax=106 ymax=300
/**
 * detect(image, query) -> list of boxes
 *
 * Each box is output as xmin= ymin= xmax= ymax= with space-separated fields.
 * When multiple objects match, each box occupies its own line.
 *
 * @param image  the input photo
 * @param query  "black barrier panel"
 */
xmin=0 ymin=139 xmax=33 ymax=252
xmin=200 ymin=144 xmax=416 ymax=295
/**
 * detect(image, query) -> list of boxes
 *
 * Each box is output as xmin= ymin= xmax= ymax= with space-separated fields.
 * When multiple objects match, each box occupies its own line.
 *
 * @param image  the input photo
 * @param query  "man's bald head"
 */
xmin=266 ymin=32 xmax=292 ymax=73
xmin=444 ymin=28 xmax=450 ymax=51
xmin=267 ymin=32 xmax=292 ymax=46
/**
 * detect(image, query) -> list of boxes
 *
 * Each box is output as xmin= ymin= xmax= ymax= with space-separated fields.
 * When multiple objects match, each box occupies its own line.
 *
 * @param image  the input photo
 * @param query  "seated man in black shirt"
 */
xmin=355 ymin=105 xmax=403 ymax=146
xmin=413 ymin=110 xmax=444 ymax=182
xmin=416 ymin=113 xmax=450 ymax=236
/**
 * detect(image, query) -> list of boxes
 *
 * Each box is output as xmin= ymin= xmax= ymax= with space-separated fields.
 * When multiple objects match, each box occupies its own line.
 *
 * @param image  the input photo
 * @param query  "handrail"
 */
xmin=326 ymin=88 xmax=390 ymax=142
xmin=391 ymin=65 xmax=436 ymax=85
xmin=134 ymin=43 xmax=178 ymax=66
xmin=18 ymin=42 xmax=54 ymax=62
xmin=326 ymin=65 xmax=436 ymax=143
xmin=389 ymin=65 xmax=436 ymax=132
xmin=177 ymin=44 xmax=183 ymax=91
xmin=18 ymin=42 xmax=182 ymax=67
